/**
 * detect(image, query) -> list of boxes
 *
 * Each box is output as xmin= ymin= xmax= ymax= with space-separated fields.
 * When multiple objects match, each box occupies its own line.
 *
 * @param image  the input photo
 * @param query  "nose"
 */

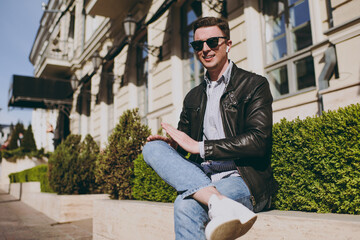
xmin=203 ymin=42 xmax=211 ymax=52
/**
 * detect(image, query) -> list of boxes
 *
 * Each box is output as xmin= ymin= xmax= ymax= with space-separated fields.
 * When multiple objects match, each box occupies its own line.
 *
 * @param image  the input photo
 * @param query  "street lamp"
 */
xmin=123 ymin=14 xmax=137 ymax=43
xmin=92 ymin=51 xmax=102 ymax=71
xmin=70 ymin=75 xmax=79 ymax=91
xmin=122 ymin=14 xmax=162 ymax=61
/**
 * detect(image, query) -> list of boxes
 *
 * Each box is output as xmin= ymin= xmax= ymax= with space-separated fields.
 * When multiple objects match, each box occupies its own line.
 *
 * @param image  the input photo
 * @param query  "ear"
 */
xmin=226 ymin=39 xmax=232 ymax=53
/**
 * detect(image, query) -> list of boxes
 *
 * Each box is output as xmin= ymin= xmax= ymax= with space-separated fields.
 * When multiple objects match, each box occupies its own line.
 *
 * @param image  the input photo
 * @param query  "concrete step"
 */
xmin=93 ymin=199 xmax=360 ymax=240
xmin=242 ymin=210 xmax=360 ymax=240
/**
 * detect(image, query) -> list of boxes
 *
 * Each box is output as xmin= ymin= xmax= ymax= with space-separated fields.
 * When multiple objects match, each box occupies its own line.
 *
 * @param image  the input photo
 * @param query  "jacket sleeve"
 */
xmin=204 ymin=77 xmax=273 ymax=161
xmin=176 ymin=99 xmax=192 ymax=157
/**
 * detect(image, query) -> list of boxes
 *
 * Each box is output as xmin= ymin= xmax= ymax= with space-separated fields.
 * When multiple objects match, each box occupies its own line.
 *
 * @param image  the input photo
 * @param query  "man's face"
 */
xmin=193 ymin=26 xmax=231 ymax=72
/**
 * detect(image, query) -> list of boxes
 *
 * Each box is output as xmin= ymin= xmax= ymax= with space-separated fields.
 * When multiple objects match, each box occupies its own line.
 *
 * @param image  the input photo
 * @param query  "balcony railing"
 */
xmin=34 ymin=38 xmax=74 ymax=75
xmin=47 ymin=38 xmax=74 ymax=60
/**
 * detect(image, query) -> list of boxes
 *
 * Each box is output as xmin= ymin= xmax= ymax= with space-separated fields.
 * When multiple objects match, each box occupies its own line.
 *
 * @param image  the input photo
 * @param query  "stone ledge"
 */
xmin=93 ymin=199 xmax=360 ymax=240
xmin=9 ymin=182 xmax=109 ymax=223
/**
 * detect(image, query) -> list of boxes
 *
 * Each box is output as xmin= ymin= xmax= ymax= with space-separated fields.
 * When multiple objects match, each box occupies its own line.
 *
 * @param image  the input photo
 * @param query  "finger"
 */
xmin=163 ymin=125 xmax=180 ymax=140
xmin=147 ymin=135 xmax=165 ymax=141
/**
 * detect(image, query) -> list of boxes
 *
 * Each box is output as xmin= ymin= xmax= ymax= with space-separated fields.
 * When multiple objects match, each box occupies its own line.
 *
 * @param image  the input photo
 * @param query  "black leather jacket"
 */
xmin=177 ymin=63 xmax=275 ymax=206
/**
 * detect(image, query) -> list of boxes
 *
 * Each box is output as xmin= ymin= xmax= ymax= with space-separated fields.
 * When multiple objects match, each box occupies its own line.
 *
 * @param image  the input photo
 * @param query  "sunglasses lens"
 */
xmin=190 ymin=37 xmax=225 ymax=51
xmin=190 ymin=41 xmax=203 ymax=51
xmin=206 ymin=37 xmax=219 ymax=48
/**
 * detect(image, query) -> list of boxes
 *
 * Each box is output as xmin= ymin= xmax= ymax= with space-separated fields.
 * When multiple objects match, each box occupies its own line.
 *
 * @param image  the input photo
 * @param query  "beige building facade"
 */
xmin=28 ymin=0 xmax=360 ymax=148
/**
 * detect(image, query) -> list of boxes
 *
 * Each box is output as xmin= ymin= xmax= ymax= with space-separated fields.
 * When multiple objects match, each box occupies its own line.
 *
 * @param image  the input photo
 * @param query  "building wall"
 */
xmin=30 ymin=0 xmax=360 ymax=149
xmin=32 ymin=109 xmax=57 ymax=152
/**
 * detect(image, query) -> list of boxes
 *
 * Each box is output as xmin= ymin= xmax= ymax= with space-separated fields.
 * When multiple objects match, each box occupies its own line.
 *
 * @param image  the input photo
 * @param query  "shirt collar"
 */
xmin=204 ymin=60 xmax=233 ymax=86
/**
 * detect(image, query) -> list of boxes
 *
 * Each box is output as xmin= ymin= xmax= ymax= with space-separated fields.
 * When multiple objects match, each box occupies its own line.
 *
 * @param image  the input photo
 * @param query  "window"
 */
xmin=76 ymin=81 xmax=91 ymax=116
xmin=137 ymin=36 xmax=149 ymax=123
xmin=68 ymin=9 xmax=75 ymax=39
xmin=264 ymin=0 xmax=315 ymax=99
xmin=96 ymin=61 xmax=114 ymax=105
xmin=182 ymin=0 xmax=203 ymax=93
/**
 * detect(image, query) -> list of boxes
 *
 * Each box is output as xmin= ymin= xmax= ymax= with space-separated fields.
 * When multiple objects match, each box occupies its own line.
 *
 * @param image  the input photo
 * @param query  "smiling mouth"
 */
xmin=203 ymin=54 xmax=215 ymax=60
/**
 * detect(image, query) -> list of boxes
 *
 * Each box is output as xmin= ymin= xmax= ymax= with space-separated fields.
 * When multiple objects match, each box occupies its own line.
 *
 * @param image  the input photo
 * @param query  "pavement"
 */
xmin=0 ymin=189 xmax=92 ymax=240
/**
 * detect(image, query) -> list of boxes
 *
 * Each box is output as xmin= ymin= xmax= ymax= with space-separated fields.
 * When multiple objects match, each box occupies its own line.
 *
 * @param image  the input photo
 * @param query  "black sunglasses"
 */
xmin=190 ymin=36 xmax=227 ymax=51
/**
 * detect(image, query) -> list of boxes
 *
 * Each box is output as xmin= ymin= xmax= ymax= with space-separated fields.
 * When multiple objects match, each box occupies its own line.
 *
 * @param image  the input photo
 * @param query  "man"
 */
xmin=143 ymin=16 xmax=274 ymax=240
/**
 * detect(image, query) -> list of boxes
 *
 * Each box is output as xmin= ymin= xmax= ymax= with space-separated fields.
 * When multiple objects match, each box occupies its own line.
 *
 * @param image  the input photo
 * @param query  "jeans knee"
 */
xmin=142 ymin=140 xmax=164 ymax=165
xmin=142 ymin=142 xmax=153 ymax=165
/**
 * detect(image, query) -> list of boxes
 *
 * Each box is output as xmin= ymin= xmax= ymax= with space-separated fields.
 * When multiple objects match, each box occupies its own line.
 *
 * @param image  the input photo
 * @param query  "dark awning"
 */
xmin=8 ymin=75 xmax=73 ymax=109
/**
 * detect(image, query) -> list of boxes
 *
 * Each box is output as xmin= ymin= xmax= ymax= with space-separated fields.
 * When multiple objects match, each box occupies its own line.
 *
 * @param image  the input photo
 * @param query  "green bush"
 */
xmin=8 ymin=164 xmax=53 ymax=193
xmin=96 ymin=109 xmax=151 ymax=199
xmin=48 ymin=134 xmax=100 ymax=194
xmin=2 ymin=147 xmax=26 ymax=162
xmin=2 ymin=147 xmax=49 ymax=163
xmin=271 ymin=104 xmax=360 ymax=214
xmin=29 ymin=148 xmax=51 ymax=159
xmin=133 ymin=154 xmax=177 ymax=202
xmin=76 ymin=134 xmax=100 ymax=193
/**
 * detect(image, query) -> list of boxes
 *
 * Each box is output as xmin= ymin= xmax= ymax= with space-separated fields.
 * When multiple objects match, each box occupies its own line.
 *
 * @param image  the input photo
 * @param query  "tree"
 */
xmin=8 ymin=122 xmax=25 ymax=150
xmin=22 ymin=125 xmax=37 ymax=152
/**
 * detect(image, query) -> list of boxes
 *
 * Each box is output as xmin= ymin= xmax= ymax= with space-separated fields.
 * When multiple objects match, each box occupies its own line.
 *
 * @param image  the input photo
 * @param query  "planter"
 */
xmin=9 ymin=182 xmax=108 ymax=223
xmin=0 ymin=156 xmax=46 ymax=190
xmin=93 ymin=199 xmax=175 ymax=240
xmin=93 ymin=199 xmax=360 ymax=240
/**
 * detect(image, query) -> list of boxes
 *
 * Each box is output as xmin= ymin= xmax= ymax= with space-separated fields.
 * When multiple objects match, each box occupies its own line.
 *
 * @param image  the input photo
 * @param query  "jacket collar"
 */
xmin=201 ymin=60 xmax=236 ymax=92
xmin=224 ymin=62 xmax=248 ymax=94
xmin=204 ymin=61 xmax=233 ymax=86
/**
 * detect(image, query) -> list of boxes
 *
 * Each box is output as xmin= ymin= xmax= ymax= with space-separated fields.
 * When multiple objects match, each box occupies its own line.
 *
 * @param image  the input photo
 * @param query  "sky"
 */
xmin=0 ymin=0 xmax=46 ymax=126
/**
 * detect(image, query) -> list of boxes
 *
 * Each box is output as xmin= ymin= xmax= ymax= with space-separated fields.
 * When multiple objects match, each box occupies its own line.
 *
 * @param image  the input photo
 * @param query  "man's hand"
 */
xmin=161 ymin=122 xmax=200 ymax=154
xmin=147 ymin=134 xmax=178 ymax=149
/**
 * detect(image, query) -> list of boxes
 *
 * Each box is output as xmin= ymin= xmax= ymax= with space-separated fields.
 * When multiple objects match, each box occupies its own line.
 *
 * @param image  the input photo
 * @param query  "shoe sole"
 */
xmin=239 ymin=215 xmax=257 ymax=237
xmin=207 ymin=215 xmax=257 ymax=240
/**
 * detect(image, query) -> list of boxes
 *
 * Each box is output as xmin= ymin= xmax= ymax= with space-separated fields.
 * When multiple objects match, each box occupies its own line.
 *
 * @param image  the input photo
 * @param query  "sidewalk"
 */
xmin=0 ymin=189 xmax=92 ymax=240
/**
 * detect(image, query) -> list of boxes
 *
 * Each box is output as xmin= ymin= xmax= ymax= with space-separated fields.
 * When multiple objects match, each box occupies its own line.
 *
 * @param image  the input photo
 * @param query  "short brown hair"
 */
xmin=193 ymin=17 xmax=230 ymax=39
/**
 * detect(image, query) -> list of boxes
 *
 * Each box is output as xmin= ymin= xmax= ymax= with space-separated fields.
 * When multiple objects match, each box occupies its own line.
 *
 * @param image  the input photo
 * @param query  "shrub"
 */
xmin=2 ymin=148 xmax=49 ymax=163
xmin=271 ymin=104 xmax=360 ymax=214
xmin=8 ymin=164 xmax=53 ymax=192
xmin=76 ymin=134 xmax=100 ymax=193
xmin=29 ymin=148 xmax=51 ymax=159
xmin=133 ymin=154 xmax=177 ymax=202
xmin=96 ymin=109 xmax=151 ymax=199
xmin=2 ymin=147 xmax=25 ymax=162
xmin=48 ymin=134 xmax=100 ymax=194
xmin=48 ymin=134 xmax=81 ymax=194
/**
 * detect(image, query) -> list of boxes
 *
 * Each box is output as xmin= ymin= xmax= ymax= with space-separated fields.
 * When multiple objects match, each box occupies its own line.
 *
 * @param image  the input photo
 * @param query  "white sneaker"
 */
xmin=205 ymin=195 xmax=257 ymax=240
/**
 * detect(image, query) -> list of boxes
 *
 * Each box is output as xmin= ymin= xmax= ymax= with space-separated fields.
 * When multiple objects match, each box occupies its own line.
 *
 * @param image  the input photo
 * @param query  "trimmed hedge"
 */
xmin=133 ymin=154 xmax=177 ymax=202
xmin=271 ymin=104 xmax=360 ymax=214
xmin=131 ymin=104 xmax=360 ymax=214
xmin=1 ymin=147 xmax=49 ymax=163
xmin=8 ymin=164 xmax=53 ymax=192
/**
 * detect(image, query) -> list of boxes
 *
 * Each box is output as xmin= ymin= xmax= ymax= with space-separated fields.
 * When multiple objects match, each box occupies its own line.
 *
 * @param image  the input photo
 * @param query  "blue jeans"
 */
xmin=142 ymin=140 xmax=254 ymax=240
